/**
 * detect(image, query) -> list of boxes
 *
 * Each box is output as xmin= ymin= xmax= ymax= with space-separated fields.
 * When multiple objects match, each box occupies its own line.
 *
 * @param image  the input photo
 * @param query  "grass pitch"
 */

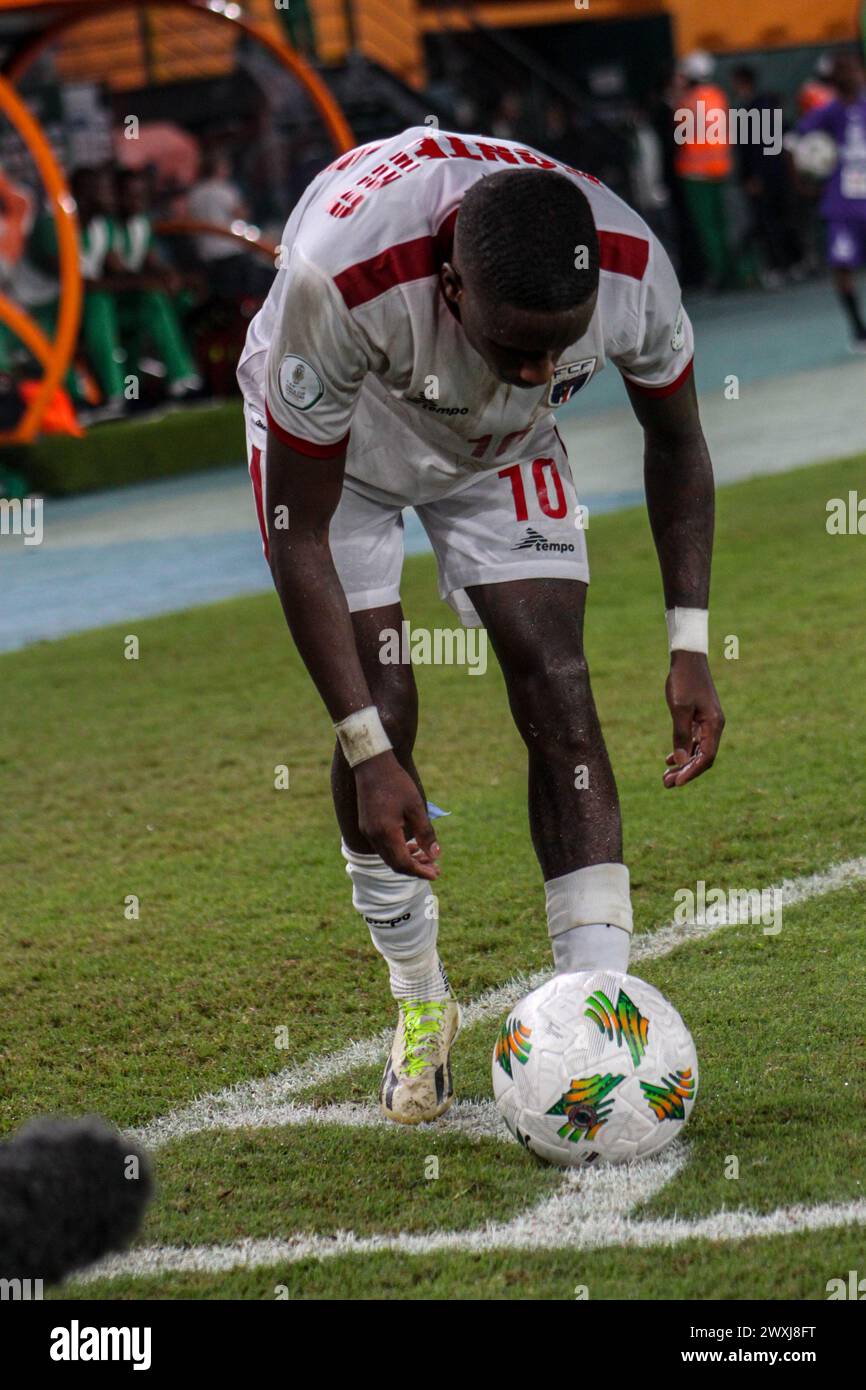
xmin=1 ymin=453 xmax=864 ymax=1300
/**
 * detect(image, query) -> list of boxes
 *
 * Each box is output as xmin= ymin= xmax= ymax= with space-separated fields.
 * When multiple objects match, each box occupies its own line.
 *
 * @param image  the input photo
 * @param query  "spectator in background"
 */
xmin=186 ymin=150 xmax=251 ymax=297
xmin=730 ymin=64 xmax=802 ymax=285
xmin=0 ymin=168 xmax=33 ymax=375
xmin=275 ymin=0 xmax=315 ymax=60
xmin=113 ymin=169 xmax=202 ymax=397
xmin=798 ymin=54 xmax=836 ymax=118
xmin=67 ymin=165 xmax=127 ymax=413
xmin=797 ymin=50 xmax=866 ymax=350
xmin=540 ymin=101 xmax=575 ymax=166
xmin=630 ymin=102 xmax=672 ymax=243
xmin=645 ymin=72 xmax=703 ymax=286
xmin=674 ymin=50 xmax=735 ymax=290
xmin=491 ymin=90 xmax=531 ymax=144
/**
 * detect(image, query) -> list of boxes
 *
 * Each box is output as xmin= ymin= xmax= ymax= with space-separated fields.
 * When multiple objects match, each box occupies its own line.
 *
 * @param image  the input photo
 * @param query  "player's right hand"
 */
xmin=354 ymin=753 xmax=441 ymax=880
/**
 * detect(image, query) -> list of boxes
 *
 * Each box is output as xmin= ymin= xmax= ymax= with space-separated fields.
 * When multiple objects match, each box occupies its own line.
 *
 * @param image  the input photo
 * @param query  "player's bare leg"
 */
xmin=465 ymin=577 xmax=633 ymax=975
xmin=334 ymin=602 xmax=460 ymax=1124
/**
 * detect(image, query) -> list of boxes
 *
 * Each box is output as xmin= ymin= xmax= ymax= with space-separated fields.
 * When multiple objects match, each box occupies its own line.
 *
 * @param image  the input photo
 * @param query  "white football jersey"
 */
xmin=238 ymin=127 xmax=694 ymax=505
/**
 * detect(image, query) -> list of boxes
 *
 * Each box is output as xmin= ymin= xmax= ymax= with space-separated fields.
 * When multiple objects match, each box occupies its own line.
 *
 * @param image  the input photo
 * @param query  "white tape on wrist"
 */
xmin=334 ymin=706 xmax=392 ymax=768
xmin=665 ymin=607 xmax=708 ymax=655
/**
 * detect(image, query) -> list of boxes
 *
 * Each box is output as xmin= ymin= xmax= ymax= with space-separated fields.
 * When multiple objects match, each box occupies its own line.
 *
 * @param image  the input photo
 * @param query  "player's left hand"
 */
xmin=663 ymin=650 xmax=725 ymax=788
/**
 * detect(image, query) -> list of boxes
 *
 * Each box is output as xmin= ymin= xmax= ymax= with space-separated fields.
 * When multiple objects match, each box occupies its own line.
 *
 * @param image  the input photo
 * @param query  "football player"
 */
xmin=797 ymin=51 xmax=866 ymax=350
xmin=238 ymin=127 xmax=724 ymax=1124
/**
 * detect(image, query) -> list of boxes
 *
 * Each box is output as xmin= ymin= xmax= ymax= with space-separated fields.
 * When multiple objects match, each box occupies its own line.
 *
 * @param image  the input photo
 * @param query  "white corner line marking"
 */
xmin=79 ymin=855 xmax=866 ymax=1283
xmin=80 ymin=1139 xmax=866 ymax=1281
xmin=132 ymin=855 xmax=866 ymax=1152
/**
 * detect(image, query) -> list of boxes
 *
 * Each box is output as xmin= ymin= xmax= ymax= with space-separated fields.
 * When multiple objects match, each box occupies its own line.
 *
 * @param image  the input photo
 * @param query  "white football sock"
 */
xmin=552 ymin=922 xmax=630 ymax=974
xmin=341 ymin=842 xmax=450 ymax=1003
xmin=545 ymin=863 xmax=633 ymax=975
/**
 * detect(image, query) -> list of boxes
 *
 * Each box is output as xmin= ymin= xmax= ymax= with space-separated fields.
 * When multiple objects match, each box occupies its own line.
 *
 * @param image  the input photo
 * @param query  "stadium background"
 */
xmin=1 ymin=0 xmax=865 ymax=649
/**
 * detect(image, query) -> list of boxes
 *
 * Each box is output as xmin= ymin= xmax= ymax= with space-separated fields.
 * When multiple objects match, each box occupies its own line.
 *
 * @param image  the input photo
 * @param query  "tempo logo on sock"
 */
xmin=49 ymin=1321 xmax=152 ymax=1371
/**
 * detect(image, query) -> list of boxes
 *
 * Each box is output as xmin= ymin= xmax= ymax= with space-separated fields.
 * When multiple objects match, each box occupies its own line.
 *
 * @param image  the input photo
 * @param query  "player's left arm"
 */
xmin=624 ymin=370 xmax=725 ymax=788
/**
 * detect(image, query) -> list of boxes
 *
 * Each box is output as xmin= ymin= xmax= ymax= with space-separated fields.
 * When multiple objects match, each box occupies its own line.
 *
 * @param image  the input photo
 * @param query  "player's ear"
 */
xmin=440 ymin=262 xmax=462 ymax=304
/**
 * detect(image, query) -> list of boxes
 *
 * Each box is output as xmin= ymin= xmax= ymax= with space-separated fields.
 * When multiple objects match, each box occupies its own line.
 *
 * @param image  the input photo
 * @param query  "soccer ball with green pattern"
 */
xmin=492 ymin=970 xmax=698 ymax=1166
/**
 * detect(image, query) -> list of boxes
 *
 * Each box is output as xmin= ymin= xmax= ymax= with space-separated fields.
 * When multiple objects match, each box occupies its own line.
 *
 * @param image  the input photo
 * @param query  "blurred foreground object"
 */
xmin=0 ymin=1115 xmax=152 ymax=1283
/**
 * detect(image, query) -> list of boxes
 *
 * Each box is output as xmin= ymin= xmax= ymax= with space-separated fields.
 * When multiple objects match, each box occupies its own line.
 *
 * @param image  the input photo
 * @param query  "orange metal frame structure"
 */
xmin=0 ymin=0 xmax=354 ymax=444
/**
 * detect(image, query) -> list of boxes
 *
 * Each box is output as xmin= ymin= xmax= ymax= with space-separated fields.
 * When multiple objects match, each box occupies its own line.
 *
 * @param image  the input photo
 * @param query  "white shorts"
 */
xmin=245 ymin=410 xmax=589 ymax=627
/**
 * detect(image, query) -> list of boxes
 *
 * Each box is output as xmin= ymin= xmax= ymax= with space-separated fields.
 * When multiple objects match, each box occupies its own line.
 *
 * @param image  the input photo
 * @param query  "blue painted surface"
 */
xmin=0 ymin=276 xmax=855 ymax=655
xmin=1 ymin=530 xmax=265 ymax=652
xmin=558 ymin=279 xmax=852 ymax=420
xmin=0 ymin=483 xmax=643 ymax=654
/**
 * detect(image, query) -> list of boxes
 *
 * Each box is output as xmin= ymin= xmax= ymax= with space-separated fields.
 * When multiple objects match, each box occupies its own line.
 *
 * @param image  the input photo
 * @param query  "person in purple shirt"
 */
xmin=798 ymin=51 xmax=866 ymax=349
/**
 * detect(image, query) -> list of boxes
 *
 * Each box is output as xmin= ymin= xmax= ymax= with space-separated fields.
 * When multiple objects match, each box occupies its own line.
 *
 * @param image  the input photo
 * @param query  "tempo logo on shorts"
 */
xmin=547 ymin=356 xmax=597 ymax=407
xmin=278 ymin=354 xmax=324 ymax=411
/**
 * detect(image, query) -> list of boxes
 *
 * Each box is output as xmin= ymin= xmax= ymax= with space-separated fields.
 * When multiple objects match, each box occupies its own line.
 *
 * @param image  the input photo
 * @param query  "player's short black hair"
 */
xmin=456 ymin=169 xmax=599 ymax=312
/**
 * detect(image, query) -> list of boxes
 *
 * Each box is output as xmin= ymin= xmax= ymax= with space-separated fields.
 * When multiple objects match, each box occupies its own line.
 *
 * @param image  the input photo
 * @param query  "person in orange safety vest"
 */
xmin=674 ymin=50 xmax=736 ymax=287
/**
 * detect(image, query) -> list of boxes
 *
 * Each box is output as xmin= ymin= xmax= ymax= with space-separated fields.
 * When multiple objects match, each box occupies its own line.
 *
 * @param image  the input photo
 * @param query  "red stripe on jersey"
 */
xmin=335 ymin=220 xmax=647 ymax=307
xmin=624 ymin=356 xmax=694 ymax=398
xmin=334 ymin=235 xmax=437 ymax=308
xmin=249 ymin=444 xmax=269 ymax=564
xmin=265 ymin=402 xmax=350 ymax=458
xmin=334 ymin=208 xmax=459 ymax=309
xmin=598 ymin=229 xmax=650 ymax=280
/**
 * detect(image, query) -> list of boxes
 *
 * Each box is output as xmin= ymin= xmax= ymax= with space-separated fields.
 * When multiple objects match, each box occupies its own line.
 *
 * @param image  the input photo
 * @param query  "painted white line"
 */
xmin=81 ymin=1144 xmax=684 ymax=1280
xmin=141 ymin=1098 xmax=508 ymax=1147
xmin=80 ymin=1138 xmax=866 ymax=1280
xmin=133 ymin=855 xmax=866 ymax=1152
xmin=132 ymin=972 xmax=544 ymax=1150
xmin=78 ymin=854 xmax=866 ymax=1285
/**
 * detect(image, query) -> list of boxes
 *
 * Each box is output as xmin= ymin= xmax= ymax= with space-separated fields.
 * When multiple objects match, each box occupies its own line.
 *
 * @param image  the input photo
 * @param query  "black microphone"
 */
xmin=0 ymin=1115 xmax=153 ymax=1283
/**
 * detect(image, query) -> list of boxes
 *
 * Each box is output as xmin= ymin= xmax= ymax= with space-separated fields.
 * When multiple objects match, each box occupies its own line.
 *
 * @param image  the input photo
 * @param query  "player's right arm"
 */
xmin=261 ymin=244 xmax=439 ymax=878
xmin=264 ymin=428 xmax=440 ymax=881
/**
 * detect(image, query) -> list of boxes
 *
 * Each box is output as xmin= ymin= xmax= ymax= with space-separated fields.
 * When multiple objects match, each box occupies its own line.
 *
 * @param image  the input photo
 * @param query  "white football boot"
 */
xmin=379 ymin=997 xmax=462 ymax=1125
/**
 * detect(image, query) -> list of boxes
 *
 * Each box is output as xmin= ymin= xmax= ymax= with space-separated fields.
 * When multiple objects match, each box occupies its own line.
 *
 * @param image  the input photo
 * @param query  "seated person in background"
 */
xmin=186 ymin=150 xmax=252 ymax=296
xmin=0 ymin=166 xmax=34 ymax=374
xmin=112 ymin=168 xmax=202 ymax=398
xmin=67 ymin=164 xmax=127 ymax=413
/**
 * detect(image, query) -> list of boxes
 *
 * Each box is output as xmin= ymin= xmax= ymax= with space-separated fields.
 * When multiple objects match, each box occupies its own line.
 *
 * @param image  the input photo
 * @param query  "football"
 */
xmin=791 ymin=129 xmax=839 ymax=180
xmin=492 ymin=970 xmax=698 ymax=1166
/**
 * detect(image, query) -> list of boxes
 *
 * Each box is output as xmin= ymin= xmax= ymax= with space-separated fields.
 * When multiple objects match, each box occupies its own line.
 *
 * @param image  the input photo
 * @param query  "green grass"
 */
xmin=100 ymin=1125 xmax=561 ymax=1247
xmin=3 ymin=453 xmax=866 ymax=1299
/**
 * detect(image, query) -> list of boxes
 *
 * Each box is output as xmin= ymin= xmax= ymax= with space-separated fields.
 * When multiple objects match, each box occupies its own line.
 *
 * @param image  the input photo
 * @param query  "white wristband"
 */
xmin=665 ymin=607 xmax=708 ymax=654
xmin=334 ymin=705 xmax=392 ymax=768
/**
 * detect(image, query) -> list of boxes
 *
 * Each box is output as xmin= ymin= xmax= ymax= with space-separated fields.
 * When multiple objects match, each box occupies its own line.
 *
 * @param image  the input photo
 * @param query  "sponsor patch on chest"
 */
xmin=547 ymin=356 xmax=597 ymax=406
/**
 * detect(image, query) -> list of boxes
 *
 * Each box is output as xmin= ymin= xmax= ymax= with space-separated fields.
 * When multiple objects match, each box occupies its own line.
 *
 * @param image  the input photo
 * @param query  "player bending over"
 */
xmin=237 ymin=127 xmax=725 ymax=1125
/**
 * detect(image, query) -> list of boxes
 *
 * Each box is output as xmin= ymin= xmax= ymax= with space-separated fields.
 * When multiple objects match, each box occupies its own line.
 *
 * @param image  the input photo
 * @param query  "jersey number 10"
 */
xmin=498 ymin=459 xmax=568 ymax=521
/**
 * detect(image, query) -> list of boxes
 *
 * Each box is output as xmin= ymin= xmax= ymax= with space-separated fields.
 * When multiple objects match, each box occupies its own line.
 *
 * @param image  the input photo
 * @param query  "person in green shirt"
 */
xmin=111 ymin=169 xmax=201 ymax=399
xmin=21 ymin=166 xmax=124 ymax=411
